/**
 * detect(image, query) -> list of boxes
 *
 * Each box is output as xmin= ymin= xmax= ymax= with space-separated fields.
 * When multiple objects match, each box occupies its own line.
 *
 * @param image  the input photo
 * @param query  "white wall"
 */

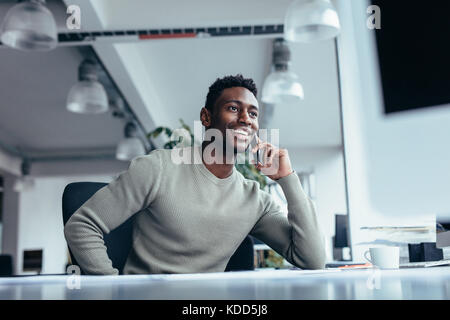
xmin=333 ymin=0 xmax=372 ymax=262
xmin=289 ymin=146 xmax=347 ymax=261
xmin=1 ymin=159 xmax=128 ymax=275
xmin=335 ymin=0 xmax=437 ymax=261
xmin=16 ymin=175 xmax=113 ymax=274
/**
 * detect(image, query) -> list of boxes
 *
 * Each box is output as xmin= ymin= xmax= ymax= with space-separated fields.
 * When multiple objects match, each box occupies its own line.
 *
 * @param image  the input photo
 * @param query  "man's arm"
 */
xmin=64 ymin=151 xmax=162 ymax=275
xmin=250 ymin=172 xmax=326 ymax=270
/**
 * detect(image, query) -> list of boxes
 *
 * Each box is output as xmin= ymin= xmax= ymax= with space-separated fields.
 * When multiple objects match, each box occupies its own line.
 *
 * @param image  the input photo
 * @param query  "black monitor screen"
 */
xmin=372 ymin=0 xmax=450 ymax=114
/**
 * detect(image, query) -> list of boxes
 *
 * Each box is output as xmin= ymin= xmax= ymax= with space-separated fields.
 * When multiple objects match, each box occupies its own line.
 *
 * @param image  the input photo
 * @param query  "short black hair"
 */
xmin=205 ymin=74 xmax=258 ymax=115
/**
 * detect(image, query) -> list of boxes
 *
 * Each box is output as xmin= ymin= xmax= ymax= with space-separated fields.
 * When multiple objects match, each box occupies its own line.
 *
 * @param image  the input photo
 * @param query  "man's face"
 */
xmin=201 ymin=87 xmax=259 ymax=154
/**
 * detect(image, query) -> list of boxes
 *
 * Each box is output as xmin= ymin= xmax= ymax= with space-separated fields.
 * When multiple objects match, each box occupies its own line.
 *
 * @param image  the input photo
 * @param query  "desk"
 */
xmin=0 ymin=267 xmax=449 ymax=299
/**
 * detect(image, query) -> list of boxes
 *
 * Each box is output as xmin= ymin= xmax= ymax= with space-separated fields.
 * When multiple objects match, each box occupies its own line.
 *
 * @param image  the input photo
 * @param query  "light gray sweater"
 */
xmin=64 ymin=146 xmax=326 ymax=275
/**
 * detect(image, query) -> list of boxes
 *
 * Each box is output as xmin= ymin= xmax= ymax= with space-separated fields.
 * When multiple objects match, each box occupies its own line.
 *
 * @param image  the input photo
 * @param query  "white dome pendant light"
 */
xmin=116 ymin=122 xmax=146 ymax=161
xmin=0 ymin=0 xmax=58 ymax=51
xmin=67 ymin=59 xmax=109 ymax=114
xmin=284 ymin=0 xmax=341 ymax=43
xmin=261 ymin=38 xmax=304 ymax=105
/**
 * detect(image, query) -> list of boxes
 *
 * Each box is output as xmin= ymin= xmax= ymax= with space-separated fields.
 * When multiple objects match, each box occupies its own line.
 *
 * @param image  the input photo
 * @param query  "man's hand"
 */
xmin=251 ymin=136 xmax=293 ymax=181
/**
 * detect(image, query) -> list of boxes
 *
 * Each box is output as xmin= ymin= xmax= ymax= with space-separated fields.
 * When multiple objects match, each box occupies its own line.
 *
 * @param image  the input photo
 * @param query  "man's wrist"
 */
xmin=275 ymin=170 xmax=294 ymax=180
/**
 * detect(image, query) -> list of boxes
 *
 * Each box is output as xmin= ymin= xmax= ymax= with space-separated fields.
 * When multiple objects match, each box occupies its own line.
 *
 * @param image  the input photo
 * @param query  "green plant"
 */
xmin=147 ymin=119 xmax=267 ymax=189
xmin=265 ymin=250 xmax=285 ymax=269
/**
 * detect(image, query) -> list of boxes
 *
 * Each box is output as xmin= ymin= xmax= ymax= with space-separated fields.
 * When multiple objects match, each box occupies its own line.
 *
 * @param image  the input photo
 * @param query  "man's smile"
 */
xmin=229 ymin=128 xmax=252 ymax=141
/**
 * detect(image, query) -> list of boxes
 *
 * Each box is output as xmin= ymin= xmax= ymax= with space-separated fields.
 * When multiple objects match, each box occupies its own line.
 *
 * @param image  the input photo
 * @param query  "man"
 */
xmin=64 ymin=74 xmax=325 ymax=275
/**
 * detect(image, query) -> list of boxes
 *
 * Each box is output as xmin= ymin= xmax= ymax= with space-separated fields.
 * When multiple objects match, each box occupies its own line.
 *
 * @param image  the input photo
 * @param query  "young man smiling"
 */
xmin=64 ymin=74 xmax=326 ymax=275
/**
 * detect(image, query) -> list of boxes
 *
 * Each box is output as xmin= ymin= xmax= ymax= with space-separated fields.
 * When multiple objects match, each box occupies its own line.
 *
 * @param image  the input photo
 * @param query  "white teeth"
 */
xmin=233 ymin=130 xmax=249 ymax=136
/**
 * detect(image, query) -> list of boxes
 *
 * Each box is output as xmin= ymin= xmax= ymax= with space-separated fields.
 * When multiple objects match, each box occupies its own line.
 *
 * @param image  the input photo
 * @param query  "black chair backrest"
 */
xmin=225 ymin=235 xmax=254 ymax=272
xmin=62 ymin=182 xmax=135 ymax=274
xmin=62 ymin=182 xmax=254 ymax=274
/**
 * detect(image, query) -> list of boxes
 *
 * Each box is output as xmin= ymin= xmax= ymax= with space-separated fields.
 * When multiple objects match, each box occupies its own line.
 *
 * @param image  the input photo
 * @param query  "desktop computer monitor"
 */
xmin=345 ymin=0 xmax=450 ymax=223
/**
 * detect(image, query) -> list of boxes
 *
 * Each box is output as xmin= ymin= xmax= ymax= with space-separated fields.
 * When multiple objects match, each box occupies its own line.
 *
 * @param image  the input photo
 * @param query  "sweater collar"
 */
xmin=192 ymin=146 xmax=236 ymax=185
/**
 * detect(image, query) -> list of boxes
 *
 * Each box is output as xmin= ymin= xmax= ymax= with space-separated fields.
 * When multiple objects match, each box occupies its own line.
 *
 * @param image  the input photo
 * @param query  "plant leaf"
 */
xmin=151 ymin=127 xmax=164 ymax=138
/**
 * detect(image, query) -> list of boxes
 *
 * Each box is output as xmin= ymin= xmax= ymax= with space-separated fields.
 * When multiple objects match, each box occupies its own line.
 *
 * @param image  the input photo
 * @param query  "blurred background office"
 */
xmin=0 ymin=0 xmax=448 ymax=275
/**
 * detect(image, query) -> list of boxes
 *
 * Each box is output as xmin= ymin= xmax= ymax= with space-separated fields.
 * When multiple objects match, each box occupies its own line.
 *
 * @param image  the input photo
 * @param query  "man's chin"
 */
xmin=224 ymin=142 xmax=248 ymax=154
xmin=233 ymin=142 xmax=250 ymax=154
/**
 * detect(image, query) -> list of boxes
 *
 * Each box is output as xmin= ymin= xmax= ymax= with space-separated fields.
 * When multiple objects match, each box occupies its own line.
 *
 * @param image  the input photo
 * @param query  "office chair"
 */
xmin=62 ymin=182 xmax=255 ymax=274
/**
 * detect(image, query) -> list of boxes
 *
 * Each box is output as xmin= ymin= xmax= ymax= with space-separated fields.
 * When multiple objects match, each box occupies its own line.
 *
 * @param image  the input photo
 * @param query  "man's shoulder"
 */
xmin=138 ymin=148 xmax=172 ymax=161
xmin=134 ymin=147 xmax=195 ymax=169
xmin=130 ymin=148 xmax=167 ymax=170
xmin=147 ymin=148 xmax=172 ymax=159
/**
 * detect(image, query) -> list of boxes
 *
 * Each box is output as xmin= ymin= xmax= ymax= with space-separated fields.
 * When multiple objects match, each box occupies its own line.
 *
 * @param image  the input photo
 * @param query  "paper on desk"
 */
xmin=355 ymin=214 xmax=436 ymax=264
xmin=356 ymin=213 xmax=435 ymax=244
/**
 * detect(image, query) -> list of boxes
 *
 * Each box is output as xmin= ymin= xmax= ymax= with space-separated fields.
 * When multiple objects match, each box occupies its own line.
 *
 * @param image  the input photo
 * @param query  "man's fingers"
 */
xmin=250 ymin=140 xmax=282 ymax=175
xmin=265 ymin=148 xmax=279 ymax=168
xmin=252 ymin=142 xmax=264 ymax=153
xmin=263 ymin=145 xmax=272 ymax=167
xmin=252 ymin=141 xmax=273 ymax=153
xmin=266 ymin=148 xmax=276 ymax=167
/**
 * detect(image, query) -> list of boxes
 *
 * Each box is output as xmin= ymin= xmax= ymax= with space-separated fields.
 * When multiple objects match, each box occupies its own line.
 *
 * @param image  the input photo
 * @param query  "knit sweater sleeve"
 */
xmin=250 ymin=171 xmax=326 ymax=270
xmin=64 ymin=151 xmax=162 ymax=275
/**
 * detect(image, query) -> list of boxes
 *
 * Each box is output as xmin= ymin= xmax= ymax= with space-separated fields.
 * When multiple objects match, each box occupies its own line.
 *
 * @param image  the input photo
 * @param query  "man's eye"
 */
xmin=228 ymin=106 xmax=238 ymax=111
xmin=250 ymin=112 xmax=258 ymax=118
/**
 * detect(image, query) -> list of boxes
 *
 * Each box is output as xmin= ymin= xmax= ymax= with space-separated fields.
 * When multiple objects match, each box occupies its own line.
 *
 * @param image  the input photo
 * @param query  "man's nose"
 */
xmin=238 ymin=111 xmax=252 ymax=126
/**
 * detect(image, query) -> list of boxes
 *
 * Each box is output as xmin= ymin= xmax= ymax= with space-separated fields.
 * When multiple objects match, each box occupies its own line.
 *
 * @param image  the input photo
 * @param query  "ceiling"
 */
xmin=0 ymin=0 xmax=342 ymax=167
xmin=90 ymin=0 xmax=294 ymax=29
xmin=0 ymin=0 xmax=126 ymax=160
xmin=0 ymin=46 xmax=124 ymax=155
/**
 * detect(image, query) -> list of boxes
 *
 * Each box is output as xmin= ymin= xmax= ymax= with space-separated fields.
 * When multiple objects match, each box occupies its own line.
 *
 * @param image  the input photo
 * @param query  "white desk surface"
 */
xmin=0 ymin=267 xmax=449 ymax=300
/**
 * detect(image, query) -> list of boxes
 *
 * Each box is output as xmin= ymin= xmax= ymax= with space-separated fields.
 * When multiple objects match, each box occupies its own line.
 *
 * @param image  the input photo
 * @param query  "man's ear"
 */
xmin=200 ymin=107 xmax=211 ymax=127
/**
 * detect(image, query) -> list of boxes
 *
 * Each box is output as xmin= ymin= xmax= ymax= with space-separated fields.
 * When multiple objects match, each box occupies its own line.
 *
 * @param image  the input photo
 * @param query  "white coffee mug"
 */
xmin=364 ymin=247 xmax=400 ymax=269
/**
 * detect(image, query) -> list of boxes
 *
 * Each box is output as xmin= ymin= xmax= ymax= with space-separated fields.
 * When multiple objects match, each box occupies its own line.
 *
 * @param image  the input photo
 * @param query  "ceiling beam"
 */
xmin=0 ymin=147 xmax=21 ymax=176
xmin=62 ymin=0 xmax=173 ymax=132
xmin=54 ymin=24 xmax=284 ymax=46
